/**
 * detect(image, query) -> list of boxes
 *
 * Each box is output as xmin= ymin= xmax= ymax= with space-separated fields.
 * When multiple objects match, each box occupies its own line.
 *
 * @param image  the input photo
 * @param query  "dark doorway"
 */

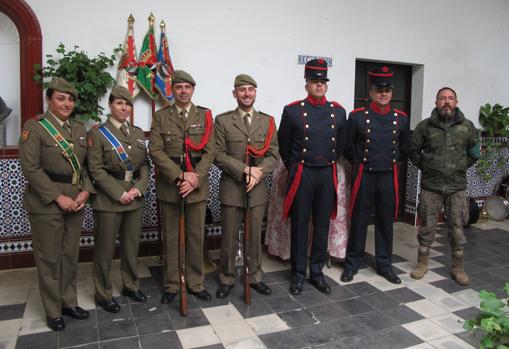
xmin=354 ymin=60 xmax=413 ymax=220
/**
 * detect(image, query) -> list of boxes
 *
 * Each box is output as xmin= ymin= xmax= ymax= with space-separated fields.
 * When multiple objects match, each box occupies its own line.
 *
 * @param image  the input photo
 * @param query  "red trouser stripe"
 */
xmin=282 ymin=163 xmax=303 ymax=219
xmin=348 ymin=163 xmax=364 ymax=220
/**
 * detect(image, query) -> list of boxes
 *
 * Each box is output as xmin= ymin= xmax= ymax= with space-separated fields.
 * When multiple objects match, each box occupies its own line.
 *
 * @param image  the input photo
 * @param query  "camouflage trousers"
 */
xmin=417 ymin=189 xmax=467 ymax=249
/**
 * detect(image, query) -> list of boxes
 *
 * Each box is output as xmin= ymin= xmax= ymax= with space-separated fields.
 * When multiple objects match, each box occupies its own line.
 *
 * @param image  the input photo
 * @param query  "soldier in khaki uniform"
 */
xmin=149 ymin=70 xmax=216 ymax=303
xmin=214 ymin=74 xmax=279 ymax=298
xmin=19 ymin=78 xmax=94 ymax=331
xmin=87 ymin=86 xmax=150 ymax=313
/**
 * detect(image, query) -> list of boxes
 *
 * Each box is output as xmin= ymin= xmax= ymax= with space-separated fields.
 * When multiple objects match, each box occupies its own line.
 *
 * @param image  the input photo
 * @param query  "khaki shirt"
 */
xmin=148 ymin=103 xmax=216 ymax=204
xmin=214 ymin=108 xmax=279 ymax=207
xmin=87 ymin=119 xmax=149 ymax=212
xmin=19 ymin=111 xmax=94 ymax=214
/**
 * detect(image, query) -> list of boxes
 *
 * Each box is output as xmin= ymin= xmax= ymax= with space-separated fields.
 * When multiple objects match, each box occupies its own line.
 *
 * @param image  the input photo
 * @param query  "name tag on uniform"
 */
xmin=124 ymin=170 xmax=133 ymax=182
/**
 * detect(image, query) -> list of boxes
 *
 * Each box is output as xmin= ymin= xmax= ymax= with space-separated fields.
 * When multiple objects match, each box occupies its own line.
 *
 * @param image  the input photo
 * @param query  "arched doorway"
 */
xmin=0 ymin=0 xmax=42 ymax=136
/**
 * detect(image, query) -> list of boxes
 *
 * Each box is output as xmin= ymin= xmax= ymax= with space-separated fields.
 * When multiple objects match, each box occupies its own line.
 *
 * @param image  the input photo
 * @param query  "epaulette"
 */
xmin=287 ymin=100 xmax=302 ymax=107
xmin=215 ymin=110 xmax=234 ymax=117
xmin=131 ymin=124 xmax=143 ymax=130
xmin=90 ymin=123 xmax=101 ymax=130
xmin=197 ymin=105 xmax=211 ymax=111
xmin=258 ymin=111 xmax=272 ymax=118
xmin=331 ymin=101 xmax=344 ymax=109
xmin=71 ymin=118 xmax=84 ymax=125
xmin=32 ymin=114 xmax=44 ymax=121
xmin=394 ymin=108 xmax=408 ymax=117
xmin=350 ymin=107 xmax=365 ymax=114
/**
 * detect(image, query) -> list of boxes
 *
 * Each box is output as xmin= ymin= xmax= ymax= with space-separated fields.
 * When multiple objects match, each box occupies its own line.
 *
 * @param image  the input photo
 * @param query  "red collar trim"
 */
xmin=370 ymin=102 xmax=390 ymax=115
xmin=306 ymin=95 xmax=326 ymax=106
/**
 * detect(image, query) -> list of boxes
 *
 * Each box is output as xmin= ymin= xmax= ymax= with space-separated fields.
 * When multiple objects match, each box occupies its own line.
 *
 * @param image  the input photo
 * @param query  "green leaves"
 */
xmin=32 ymin=43 xmax=119 ymax=122
xmin=480 ymin=103 xmax=509 ymax=138
xmin=476 ymin=103 xmax=509 ymax=182
xmin=463 ymin=283 xmax=509 ymax=348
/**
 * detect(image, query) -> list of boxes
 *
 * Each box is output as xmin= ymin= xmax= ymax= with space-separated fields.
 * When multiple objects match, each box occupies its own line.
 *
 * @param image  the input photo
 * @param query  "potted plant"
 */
xmin=475 ymin=103 xmax=509 ymax=182
xmin=34 ymin=43 xmax=121 ymax=122
xmin=463 ymin=283 xmax=509 ymax=349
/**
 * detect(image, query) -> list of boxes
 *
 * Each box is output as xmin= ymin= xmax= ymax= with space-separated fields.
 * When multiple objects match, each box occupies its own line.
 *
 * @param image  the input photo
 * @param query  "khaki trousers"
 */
xmin=218 ymin=205 xmax=264 ymax=285
xmin=160 ymin=200 xmax=206 ymax=293
xmin=93 ymin=208 xmax=143 ymax=301
xmin=30 ymin=211 xmax=84 ymax=318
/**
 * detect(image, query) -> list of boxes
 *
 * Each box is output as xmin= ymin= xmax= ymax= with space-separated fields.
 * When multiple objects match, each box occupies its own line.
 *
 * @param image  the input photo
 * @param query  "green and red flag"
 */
xmin=155 ymin=20 xmax=175 ymax=104
xmin=137 ymin=13 xmax=158 ymax=99
xmin=116 ymin=14 xmax=139 ymax=97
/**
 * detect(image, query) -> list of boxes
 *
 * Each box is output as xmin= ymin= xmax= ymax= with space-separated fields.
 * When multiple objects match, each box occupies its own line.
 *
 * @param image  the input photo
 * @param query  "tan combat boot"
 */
xmin=410 ymin=246 xmax=430 ymax=279
xmin=451 ymin=249 xmax=470 ymax=286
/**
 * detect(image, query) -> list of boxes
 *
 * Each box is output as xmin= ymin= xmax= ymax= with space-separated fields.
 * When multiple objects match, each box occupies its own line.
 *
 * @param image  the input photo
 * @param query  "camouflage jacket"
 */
xmin=410 ymin=108 xmax=480 ymax=194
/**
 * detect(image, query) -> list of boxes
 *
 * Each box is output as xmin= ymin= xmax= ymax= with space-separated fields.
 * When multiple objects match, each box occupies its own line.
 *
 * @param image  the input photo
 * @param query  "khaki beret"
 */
xmin=234 ymin=74 xmax=257 ymax=88
xmin=48 ymin=77 xmax=78 ymax=99
xmin=110 ymin=85 xmax=133 ymax=104
xmin=172 ymin=70 xmax=196 ymax=86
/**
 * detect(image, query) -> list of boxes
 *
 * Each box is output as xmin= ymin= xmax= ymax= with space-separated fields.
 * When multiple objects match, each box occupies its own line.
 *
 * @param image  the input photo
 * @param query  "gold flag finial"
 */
xmin=148 ymin=12 xmax=155 ymax=26
xmin=127 ymin=14 xmax=135 ymax=29
xmin=160 ymin=20 xmax=166 ymax=31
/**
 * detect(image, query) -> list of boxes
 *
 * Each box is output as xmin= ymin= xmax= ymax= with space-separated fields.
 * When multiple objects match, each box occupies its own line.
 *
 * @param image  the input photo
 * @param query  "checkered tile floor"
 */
xmin=1 ymin=221 xmax=508 ymax=349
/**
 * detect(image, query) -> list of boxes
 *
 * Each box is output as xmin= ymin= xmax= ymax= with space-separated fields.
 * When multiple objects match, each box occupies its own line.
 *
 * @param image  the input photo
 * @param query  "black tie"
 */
xmin=120 ymin=124 xmax=129 ymax=138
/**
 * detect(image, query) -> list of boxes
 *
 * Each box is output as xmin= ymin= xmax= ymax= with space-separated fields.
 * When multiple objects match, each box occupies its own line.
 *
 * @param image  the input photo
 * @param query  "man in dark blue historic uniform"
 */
xmin=341 ymin=67 xmax=410 ymax=284
xmin=278 ymin=59 xmax=347 ymax=295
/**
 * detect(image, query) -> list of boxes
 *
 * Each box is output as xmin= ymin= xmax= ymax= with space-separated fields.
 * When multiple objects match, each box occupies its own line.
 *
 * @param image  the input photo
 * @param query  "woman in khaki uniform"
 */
xmin=87 ymin=86 xmax=149 ymax=313
xmin=19 ymin=78 xmax=94 ymax=331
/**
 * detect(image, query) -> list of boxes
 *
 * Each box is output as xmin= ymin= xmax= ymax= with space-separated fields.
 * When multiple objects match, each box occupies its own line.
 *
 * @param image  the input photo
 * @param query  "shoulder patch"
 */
xmin=332 ymin=101 xmax=344 ymax=109
xmin=351 ymin=107 xmax=365 ymax=114
xmin=394 ymin=109 xmax=408 ymax=117
xmin=19 ymin=130 xmax=30 ymax=142
xmin=287 ymin=99 xmax=302 ymax=107
xmin=215 ymin=110 xmax=234 ymax=117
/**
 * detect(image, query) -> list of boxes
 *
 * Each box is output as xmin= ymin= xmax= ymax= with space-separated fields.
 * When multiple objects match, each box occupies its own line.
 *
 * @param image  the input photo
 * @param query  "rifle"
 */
xmin=243 ymin=159 xmax=252 ymax=305
xmin=178 ymin=154 xmax=188 ymax=316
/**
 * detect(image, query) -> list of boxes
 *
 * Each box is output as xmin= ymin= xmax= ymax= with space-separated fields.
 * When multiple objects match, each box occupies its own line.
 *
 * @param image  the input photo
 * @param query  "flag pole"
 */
xmin=128 ymin=14 xmax=135 ymax=124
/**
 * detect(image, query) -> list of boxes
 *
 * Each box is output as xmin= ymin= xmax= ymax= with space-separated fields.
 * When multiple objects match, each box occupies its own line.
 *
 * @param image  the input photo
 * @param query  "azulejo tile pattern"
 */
xmin=0 ymin=160 xmax=273 ymax=248
xmin=2 ymin=223 xmax=506 ymax=348
xmin=405 ymin=150 xmax=509 ymax=221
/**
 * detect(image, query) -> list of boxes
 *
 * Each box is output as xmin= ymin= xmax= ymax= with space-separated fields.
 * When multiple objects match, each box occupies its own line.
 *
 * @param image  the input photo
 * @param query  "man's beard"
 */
xmin=438 ymin=105 xmax=454 ymax=119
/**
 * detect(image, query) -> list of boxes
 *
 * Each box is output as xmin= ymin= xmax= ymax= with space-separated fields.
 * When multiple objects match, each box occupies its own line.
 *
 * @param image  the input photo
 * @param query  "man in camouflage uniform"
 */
xmin=410 ymin=87 xmax=480 ymax=285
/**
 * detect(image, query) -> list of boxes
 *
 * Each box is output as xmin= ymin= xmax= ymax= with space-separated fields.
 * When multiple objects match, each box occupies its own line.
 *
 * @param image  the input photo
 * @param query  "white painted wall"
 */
xmin=3 ymin=0 xmax=509 ymax=143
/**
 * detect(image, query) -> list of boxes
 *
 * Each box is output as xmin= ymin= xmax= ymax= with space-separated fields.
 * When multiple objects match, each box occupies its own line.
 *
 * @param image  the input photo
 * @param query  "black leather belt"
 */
xmin=45 ymin=172 xmax=74 ymax=183
xmin=107 ymin=170 xmax=140 ymax=180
